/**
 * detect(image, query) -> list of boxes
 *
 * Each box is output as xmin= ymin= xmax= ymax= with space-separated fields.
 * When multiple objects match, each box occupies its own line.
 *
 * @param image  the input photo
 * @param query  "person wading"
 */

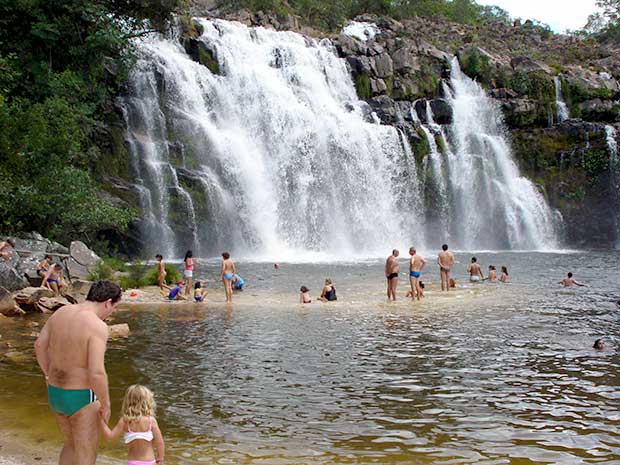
xmin=385 ymin=249 xmax=400 ymax=301
xmin=35 ymin=281 xmax=122 ymax=465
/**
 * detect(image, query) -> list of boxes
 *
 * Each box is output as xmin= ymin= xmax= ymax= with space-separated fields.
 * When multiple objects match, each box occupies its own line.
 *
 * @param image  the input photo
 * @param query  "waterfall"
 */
xmin=606 ymin=125 xmax=620 ymax=248
xmin=121 ymin=20 xmax=558 ymax=257
xmin=121 ymin=19 xmax=424 ymax=259
xmin=439 ymin=58 xmax=558 ymax=249
xmin=553 ymin=76 xmax=569 ymax=123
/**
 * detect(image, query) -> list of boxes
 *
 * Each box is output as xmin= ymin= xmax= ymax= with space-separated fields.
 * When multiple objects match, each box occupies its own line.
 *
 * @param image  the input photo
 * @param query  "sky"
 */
xmin=476 ymin=0 xmax=600 ymax=33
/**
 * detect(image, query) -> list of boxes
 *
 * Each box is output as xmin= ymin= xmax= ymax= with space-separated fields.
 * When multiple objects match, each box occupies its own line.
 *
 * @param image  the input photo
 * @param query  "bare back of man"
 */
xmin=438 ymin=246 xmax=455 ymax=292
xmin=35 ymin=281 xmax=120 ymax=465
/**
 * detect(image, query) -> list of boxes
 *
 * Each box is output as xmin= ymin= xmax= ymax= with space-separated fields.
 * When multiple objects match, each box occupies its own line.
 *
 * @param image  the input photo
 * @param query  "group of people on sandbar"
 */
xmin=156 ymin=251 xmax=244 ymax=304
xmin=299 ymin=278 xmax=338 ymax=303
xmin=384 ymin=244 xmax=513 ymax=302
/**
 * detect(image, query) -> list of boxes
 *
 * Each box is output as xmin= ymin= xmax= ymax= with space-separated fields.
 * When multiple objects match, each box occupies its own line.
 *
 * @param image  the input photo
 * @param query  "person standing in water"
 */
xmin=559 ymin=272 xmax=586 ymax=287
xmin=155 ymin=255 xmax=170 ymax=294
xmin=467 ymin=257 xmax=484 ymax=283
xmin=438 ymin=244 xmax=455 ymax=291
xmin=183 ymin=250 xmax=194 ymax=296
xmin=35 ymin=281 xmax=122 ymax=465
xmin=408 ymin=247 xmax=426 ymax=301
xmin=385 ymin=249 xmax=400 ymax=301
xmin=221 ymin=252 xmax=235 ymax=304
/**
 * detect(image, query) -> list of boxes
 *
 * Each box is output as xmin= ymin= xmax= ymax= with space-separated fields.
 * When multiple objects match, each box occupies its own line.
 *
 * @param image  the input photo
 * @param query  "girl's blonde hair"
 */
xmin=121 ymin=385 xmax=156 ymax=423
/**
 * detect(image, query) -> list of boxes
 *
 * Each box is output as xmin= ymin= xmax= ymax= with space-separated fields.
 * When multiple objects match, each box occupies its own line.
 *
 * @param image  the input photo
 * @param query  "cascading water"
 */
xmin=605 ymin=125 xmax=620 ymax=248
xmin=438 ymin=58 xmax=558 ymax=249
xmin=122 ymin=20 xmax=558 ymax=257
xmin=121 ymin=19 xmax=424 ymax=259
xmin=553 ymin=76 xmax=570 ymax=123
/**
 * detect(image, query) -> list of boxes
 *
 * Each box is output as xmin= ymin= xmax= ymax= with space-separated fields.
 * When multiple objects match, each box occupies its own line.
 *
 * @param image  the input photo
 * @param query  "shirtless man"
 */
xmin=559 ymin=272 xmax=586 ymax=287
xmin=467 ymin=257 xmax=484 ymax=283
xmin=35 ymin=281 xmax=122 ymax=465
xmin=41 ymin=263 xmax=66 ymax=296
xmin=385 ymin=249 xmax=399 ymax=301
xmin=0 ymin=238 xmax=15 ymax=261
xmin=408 ymin=247 xmax=426 ymax=301
xmin=438 ymin=244 xmax=455 ymax=292
xmin=221 ymin=251 xmax=235 ymax=304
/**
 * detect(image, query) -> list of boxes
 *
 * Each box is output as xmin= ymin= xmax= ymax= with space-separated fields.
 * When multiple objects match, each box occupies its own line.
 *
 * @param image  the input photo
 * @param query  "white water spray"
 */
xmin=553 ymin=76 xmax=569 ymax=124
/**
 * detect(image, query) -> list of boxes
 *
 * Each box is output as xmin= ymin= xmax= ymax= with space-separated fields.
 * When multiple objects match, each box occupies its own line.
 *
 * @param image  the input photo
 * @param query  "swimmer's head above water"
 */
xmin=593 ymin=339 xmax=604 ymax=350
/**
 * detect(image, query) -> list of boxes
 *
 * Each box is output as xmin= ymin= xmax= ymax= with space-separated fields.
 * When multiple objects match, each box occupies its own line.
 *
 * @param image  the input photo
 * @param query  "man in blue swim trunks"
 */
xmin=35 ymin=280 xmax=122 ymax=465
xmin=408 ymin=247 xmax=426 ymax=301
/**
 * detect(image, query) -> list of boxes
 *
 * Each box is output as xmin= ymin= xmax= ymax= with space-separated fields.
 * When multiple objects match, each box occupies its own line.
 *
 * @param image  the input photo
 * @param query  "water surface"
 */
xmin=1 ymin=251 xmax=619 ymax=464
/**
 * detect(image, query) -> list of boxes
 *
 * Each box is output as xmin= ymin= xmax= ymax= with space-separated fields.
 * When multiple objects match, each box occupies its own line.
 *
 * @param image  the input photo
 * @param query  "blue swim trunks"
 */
xmin=223 ymin=273 xmax=234 ymax=280
xmin=410 ymin=271 xmax=421 ymax=278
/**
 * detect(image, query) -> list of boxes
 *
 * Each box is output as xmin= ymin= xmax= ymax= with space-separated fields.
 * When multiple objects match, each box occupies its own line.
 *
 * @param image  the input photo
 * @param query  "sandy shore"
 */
xmin=0 ymin=430 xmax=118 ymax=465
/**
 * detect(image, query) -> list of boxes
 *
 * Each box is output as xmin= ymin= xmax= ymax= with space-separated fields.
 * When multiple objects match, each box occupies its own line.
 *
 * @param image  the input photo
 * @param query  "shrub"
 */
xmin=143 ymin=263 xmax=182 ymax=286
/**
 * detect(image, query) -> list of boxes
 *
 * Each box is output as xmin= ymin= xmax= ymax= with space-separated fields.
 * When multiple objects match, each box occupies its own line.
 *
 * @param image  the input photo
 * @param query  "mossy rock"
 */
xmin=354 ymin=72 xmax=371 ymax=100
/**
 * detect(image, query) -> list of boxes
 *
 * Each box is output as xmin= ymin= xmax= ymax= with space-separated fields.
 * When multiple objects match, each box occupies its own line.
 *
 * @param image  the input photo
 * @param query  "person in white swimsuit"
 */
xmin=100 ymin=385 xmax=165 ymax=465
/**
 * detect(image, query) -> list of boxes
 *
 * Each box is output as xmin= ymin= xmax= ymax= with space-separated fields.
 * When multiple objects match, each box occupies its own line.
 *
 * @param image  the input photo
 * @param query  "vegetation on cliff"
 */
xmin=0 ymin=0 xmax=181 ymax=245
xmin=220 ymin=0 xmax=514 ymax=31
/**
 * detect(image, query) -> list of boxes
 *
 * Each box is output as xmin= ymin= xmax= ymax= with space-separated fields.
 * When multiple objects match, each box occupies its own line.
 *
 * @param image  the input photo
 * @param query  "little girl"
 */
xmin=100 ymin=385 xmax=165 ymax=465
xmin=194 ymin=282 xmax=207 ymax=302
xmin=299 ymin=285 xmax=311 ymax=303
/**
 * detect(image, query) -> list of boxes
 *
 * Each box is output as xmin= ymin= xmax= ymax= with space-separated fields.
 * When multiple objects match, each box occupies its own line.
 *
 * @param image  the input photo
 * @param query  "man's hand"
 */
xmin=100 ymin=403 xmax=111 ymax=423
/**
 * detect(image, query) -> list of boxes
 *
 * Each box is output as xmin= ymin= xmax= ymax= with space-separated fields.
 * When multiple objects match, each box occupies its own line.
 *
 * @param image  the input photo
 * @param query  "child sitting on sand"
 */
xmin=100 ymin=384 xmax=165 ymax=465
xmin=300 ymin=286 xmax=311 ymax=303
xmin=194 ymin=282 xmax=207 ymax=302
xmin=168 ymin=281 xmax=186 ymax=301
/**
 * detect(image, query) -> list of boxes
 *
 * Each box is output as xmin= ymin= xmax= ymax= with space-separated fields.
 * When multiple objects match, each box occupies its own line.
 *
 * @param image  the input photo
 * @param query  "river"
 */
xmin=1 ymin=251 xmax=619 ymax=464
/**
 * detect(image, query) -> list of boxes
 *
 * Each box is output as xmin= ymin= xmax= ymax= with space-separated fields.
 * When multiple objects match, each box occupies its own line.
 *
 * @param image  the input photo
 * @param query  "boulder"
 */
xmin=109 ymin=323 xmax=131 ymax=339
xmin=429 ymin=99 xmax=452 ymax=125
xmin=564 ymin=65 xmax=620 ymax=92
xmin=334 ymin=34 xmax=368 ymax=57
xmin=16 ymin=251 xmax=46 ymax=282
xmin=0 ymin=261 xmax=28 ymax=291
xmin=0 ymin=286 xmax=21 ymax=316
xmin=392 ymin=45 xmax=420 ymax=74
xmin=66 ymin=280 xmax=93 ymax=303
xmin=35 ymin=296 xmax=71 ymax=313
xmin=14 ymin=287 xmax=55 ymax=312
xmin=371 ymin=53 xmax=393 ymax=79
xmin=370 ymin=78 xmax=387 ymax=95
xmin=345 ymin=55 xmax=372 ymax=75
xmin=367 ymin=95 xmax=398 ymax=124
xmin=66 ymin=241 xmax=101 ymax=280
xmin=510 ymin=57 xmax=552 ymax=75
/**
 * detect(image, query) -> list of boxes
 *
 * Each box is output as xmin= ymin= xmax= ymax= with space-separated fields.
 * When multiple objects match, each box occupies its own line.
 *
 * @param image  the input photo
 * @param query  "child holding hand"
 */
xmin=100 ymin=384 xmax=165 ymax=465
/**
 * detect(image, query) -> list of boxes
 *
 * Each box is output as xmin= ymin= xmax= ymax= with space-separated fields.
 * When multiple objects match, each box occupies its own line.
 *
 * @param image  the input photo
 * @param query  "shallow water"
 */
xmin=1 ymin=251 xmax=620 ymax=464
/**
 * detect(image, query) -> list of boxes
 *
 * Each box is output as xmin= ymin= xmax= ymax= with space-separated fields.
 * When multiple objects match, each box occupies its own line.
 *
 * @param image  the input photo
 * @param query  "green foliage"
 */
xmin=458 ymin=48 xmax=492 ymax=84
xmin=510 ymin=71 xmax=555 ymax=103
xmin=0 ymin=0 xmax=181 ymax=243
xmin=354 ymin=72 xmax=372 ymax=99
xmin=218 ymin=0 xmax=514 ymax=31
xmin=143 ymin=263 xmax=182 ymax=286
xmin=88 ymin=260 xmax=114 ymax=281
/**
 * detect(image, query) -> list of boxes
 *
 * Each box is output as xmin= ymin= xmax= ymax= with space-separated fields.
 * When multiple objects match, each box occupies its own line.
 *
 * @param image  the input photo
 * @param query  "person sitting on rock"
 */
xmin=41 ymin=263 xmax=66 ymax=296
xmin=0 ymin=238 xmax=15 ymax=262
xmin=168 ymin=281 xmax=186 ymax=301
xmin=36 ymin=255 xmax=52 ymax=279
